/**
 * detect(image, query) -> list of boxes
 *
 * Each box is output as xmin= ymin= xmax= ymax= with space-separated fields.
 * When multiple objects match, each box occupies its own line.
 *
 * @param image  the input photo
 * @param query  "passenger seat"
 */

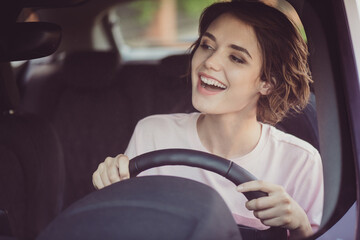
xmin=0 ymin=61 xmax=65 ymax=240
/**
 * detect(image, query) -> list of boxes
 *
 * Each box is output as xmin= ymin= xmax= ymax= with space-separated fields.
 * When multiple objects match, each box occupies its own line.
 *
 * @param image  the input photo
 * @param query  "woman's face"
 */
xmin=191 ymin=13 xmax=269 ymax=117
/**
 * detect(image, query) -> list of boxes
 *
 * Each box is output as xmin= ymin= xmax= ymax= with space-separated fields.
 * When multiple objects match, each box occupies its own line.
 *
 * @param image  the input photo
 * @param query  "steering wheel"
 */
xmin=37 ymin=149 xmax=287 ymax=240
xmin=129 ymin=149 xmax=287 ymax=239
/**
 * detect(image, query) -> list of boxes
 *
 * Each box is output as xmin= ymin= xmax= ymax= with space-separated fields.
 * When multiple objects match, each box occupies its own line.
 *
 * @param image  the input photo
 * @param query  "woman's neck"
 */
xmin=197 ymin=113 xmax=262 ymax=159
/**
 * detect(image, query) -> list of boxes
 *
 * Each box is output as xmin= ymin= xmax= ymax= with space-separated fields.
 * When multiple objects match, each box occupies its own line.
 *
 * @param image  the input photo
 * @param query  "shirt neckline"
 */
xmin=188 ymin=112 xmax=269 ymax=162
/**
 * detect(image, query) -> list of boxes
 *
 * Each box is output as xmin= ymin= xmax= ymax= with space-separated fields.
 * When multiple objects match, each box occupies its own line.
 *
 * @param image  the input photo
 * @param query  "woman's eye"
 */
xmin=200 ymin=43 xmax=213 ymax=50
xmin=230 ymin=55 xmax=245 ymax=64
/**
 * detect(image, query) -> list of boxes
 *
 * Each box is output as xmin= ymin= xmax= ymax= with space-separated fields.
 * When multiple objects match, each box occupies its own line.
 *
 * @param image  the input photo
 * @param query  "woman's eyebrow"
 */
xmin=203 ymin=32 xmax=216 ymax=42
xmin=230 ymin=44 xmax=252 ymax=59
xmin=203 ymin=32 xmax=252 ymax=59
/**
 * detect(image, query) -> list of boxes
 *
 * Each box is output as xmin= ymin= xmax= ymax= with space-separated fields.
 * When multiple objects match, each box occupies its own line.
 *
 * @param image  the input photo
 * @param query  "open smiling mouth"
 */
xmin=200 ymin=75 xmax=227 ymax=91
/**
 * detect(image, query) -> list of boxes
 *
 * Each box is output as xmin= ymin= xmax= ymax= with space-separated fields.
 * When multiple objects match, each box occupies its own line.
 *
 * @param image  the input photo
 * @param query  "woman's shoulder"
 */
xmin=137 ymin=112 xmax=200 ymax=130
xmin=264 ymin=124 xmax=320 ymax=158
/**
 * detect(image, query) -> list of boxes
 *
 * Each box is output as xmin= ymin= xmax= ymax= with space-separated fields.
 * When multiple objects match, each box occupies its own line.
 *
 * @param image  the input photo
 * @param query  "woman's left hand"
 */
xmin=237 ymin=180 xmax=313 ymax=239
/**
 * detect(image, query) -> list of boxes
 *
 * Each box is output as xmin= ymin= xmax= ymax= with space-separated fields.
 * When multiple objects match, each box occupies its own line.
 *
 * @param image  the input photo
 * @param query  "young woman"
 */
xmin=92 ymin=1 xmax=323 ymax=239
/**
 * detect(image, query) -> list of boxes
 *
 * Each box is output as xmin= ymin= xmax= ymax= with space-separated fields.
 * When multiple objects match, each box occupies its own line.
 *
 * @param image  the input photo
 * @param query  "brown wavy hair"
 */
xmin=189 ymin=1 xmax=312 ymax=125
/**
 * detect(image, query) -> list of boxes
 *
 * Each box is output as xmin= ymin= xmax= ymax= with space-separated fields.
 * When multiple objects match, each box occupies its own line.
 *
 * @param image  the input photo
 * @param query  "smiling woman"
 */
xmin=92 ymin=1 xmax=323 ymax=239
xmin=190 ymin=2 xmax=312 ymax=125
xmin=191 ymin=13 xmax=264 ymax=116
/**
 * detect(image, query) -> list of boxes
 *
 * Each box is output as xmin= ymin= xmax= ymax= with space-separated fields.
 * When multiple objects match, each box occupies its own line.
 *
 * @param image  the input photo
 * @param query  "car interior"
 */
xmin=0 ymin=0 xmax=359 ymax=239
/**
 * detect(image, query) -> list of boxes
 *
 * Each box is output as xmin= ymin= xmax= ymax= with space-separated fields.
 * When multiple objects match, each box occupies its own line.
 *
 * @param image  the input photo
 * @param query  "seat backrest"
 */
xmin=20 ymin=51 xmax=138 ymax=207
xmin=154 ymin=54 xmax=196 ymax=114
xmin=0 ymin=145 xmax=25 ymax=238
xmin=0 ymin=62 xmax=65 ymax=240
xmin=114 ymin=63 xmax=159 ymax=126
xmin=275 ymin=92 xmax=319 ymax=150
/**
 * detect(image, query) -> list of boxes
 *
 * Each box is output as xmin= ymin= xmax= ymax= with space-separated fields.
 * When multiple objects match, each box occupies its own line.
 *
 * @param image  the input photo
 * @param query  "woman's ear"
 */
xmin=259 ymin=80 xmax=273 ymax=95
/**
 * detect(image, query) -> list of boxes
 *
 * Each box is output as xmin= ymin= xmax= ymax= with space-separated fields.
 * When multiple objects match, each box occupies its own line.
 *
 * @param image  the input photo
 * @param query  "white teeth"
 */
xmin=200 ymin=76 xmax=227 ymax=89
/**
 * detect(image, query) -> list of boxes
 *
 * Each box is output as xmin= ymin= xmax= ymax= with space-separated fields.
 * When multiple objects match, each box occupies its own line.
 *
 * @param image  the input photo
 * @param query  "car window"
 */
xmin=107 ymin=0 xmax=225 ymax=61
xmin=344 ymin=0 xmax=360 ymax=78
xmin=106 ymin=0 xmax=306 ymax=62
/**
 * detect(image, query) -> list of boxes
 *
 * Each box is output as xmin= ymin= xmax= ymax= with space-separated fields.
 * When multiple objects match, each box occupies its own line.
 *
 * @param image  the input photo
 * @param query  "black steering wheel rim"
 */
xmin=128 ymin=149 xmax=287 ymax=239
xmin=129 ymin=148 xmax=267 ymax=200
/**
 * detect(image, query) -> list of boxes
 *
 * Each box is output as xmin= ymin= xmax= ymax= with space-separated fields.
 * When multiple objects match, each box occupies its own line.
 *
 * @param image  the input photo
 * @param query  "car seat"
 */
xmin=0 ymin=15 xmax=65 ymax=240
xmin=154 ymin=54 xmax=196 ymax=114
xmin=0 ymin=63 xmax=65 ymax=239
xmin=19 ymin=50 xmax=137 ymax=208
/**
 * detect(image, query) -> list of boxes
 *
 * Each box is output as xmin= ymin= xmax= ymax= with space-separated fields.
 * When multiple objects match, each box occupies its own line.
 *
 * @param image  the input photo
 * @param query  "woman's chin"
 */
xmin=192 ymin=102 xmax=219 ymax=115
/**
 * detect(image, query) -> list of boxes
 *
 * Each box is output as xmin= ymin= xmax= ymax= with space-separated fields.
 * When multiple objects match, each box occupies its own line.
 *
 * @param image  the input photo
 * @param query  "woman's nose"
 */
xmin=204 ymin=52 xmax=222 ymax=71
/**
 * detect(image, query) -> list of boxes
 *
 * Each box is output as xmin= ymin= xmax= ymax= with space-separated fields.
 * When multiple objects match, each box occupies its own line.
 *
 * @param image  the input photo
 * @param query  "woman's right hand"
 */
xmin=92 ymin=154 xmax=130 ymax=190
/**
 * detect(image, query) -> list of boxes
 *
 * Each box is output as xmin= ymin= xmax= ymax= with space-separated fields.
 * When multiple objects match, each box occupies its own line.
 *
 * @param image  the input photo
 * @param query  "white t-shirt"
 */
xmin=125 ymin=113 xmax=323 ymax=231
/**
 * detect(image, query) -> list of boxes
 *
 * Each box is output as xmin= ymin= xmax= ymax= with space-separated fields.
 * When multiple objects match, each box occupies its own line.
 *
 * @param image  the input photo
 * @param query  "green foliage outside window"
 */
xmin=129 ymin=1 xmax=160 ymax=25
xmin=178 ymin=0 xmax=218 ymax=18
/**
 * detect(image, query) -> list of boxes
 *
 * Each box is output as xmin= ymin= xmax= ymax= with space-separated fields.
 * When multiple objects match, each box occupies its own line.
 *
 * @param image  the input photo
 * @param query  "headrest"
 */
xmin=0 ymin=62 xmax=20 ymax=112
xmin=159 ymin=54 xmax=190 ymax=78
xmin=62 ymin=51 xmax=119 ymax=88
xmin=0 ymin=22 xmax=61 ymax=61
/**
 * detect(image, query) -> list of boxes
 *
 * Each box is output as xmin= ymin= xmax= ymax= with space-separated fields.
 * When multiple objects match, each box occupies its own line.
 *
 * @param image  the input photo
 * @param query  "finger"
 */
xmin=92 ymin=174 xmax=98 ymax=190
xmin=245 ymin=195 xmax=277 ymax=211
xmin=92 ymin=171 xmax=104 ymax=190
xmin=237 ymin=180 xmax=281 ymax=194
xmin=99 ymin=163 xmax=111 ymax=187
xmin=105 ymin=157 xmax=114 ymax=167
xmin=245 ymin=189 xmax=292 ymax=210
xmin=106 ymin=158 xmax=121 ymax=184
xmin=260 ymin=216 xmax=290 ymax=228
xmin=117 ymin=154 xmax=130 ymax=180
xmin=107 ymin=166 xmax=121 ymax=183
xmin=253 ymin=205 xmax=284 ymax=220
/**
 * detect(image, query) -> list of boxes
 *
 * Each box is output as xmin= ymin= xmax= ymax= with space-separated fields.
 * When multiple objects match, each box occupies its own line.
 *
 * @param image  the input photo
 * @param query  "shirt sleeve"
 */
xmin=294 ymin=150 xmax=324 ymax=232
xmin=124 ymin=122 xmax=141 ymax=160
xmin=124 ymin=117 xmax=157 ymax=160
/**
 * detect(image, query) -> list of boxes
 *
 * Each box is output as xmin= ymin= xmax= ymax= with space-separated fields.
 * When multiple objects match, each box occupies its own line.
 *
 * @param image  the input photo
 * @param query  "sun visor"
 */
xmin=0 ymin=22 xmax=61 ymax=61
xmin=23 ymin=0 xmax=87 ymax=8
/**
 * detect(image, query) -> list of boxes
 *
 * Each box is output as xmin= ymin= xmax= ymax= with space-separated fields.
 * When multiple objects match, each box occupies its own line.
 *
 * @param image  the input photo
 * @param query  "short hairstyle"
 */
xmin=190 ymin=1 xmax=312 ymax=125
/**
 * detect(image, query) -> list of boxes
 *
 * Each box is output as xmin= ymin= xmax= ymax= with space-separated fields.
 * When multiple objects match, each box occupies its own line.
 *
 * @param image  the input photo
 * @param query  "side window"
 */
xmin=344 ymin=0 xmax=360 ymax=76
